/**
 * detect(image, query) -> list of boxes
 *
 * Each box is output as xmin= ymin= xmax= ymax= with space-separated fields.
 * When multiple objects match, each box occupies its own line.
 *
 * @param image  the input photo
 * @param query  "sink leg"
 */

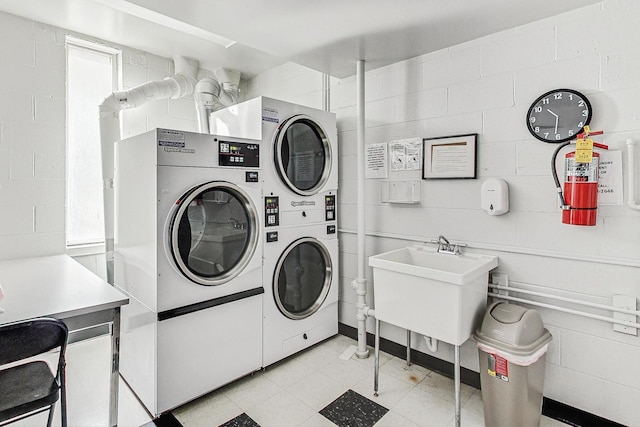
xmin=454 ymin=344 xmax=461 ymax=427
xmin=406 ymin=330 xmax=411 ymax=366
xmin=374 ymin=318 xmax=380 ymax=397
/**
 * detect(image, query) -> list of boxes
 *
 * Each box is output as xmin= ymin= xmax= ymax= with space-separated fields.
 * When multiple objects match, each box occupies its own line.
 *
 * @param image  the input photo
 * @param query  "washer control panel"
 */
xmin=265 ymin=196 xmax=279 ymax=227
xmin=325 ymin=195 xmax=336 ymax=221
xmin=219 ymin=140 xmax=260 ymax=167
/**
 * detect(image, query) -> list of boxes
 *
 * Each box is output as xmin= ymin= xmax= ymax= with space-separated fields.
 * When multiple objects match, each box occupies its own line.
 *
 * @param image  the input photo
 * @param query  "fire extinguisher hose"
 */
xmin=551 ymin=141 xmax=571 ymax=208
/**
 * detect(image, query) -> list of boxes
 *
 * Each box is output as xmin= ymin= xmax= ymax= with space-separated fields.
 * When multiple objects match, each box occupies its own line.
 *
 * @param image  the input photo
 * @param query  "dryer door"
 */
xmin=169 ymin=182 xmax=259 ymax=286
xmin=274 ymin=115 xmax=331 ymax=196
xmin=274 ymin=237 xmax=332 ymax=320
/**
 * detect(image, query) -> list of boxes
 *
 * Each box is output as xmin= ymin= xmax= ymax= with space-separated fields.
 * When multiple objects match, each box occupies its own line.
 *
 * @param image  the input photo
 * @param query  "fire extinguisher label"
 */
xmin=565 ymin=158 xmax=598 ymax=182
xmin=487 ymin=353 xmax=509 ymax=382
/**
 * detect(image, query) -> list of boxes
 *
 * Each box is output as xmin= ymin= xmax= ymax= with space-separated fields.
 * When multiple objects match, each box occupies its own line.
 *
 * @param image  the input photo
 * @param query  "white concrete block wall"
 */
xmin=0 ymin=10 xmax=204 ymax=269
xmin=249 ymin=1 xmax=639 ymax=424
xmin=0 ymin=15 xmax=67 ymax=259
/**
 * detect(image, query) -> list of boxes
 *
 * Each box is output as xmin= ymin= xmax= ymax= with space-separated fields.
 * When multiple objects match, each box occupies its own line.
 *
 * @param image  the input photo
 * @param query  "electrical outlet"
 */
xmin=613 ymin=294 xmax=637 ymax=336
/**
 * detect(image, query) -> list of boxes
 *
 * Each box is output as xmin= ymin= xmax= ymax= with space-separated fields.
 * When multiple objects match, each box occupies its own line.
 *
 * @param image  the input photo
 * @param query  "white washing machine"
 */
xmin=262 ymin=224 xmax=339 ymax=367
xmin=210 ymin=96 xmax=338 ymax=228
xmin=114 ymin=128 xmax=263 ymax=416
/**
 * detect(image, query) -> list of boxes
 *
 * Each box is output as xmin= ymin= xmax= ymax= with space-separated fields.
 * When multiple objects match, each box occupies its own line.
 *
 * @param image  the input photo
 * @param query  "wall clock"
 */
xmin=526 ymin=88 xmax=592 ymax=143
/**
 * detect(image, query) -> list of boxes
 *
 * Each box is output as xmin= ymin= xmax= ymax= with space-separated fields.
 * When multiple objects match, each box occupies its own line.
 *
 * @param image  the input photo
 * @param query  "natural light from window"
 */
xmin=66 ymin=39 xmax=119 ymax=248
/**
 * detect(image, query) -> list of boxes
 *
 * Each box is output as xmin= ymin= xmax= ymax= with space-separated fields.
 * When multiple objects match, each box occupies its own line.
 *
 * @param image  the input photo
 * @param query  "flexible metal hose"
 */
xmin=551 ymin=141 xmax=571 ymax=207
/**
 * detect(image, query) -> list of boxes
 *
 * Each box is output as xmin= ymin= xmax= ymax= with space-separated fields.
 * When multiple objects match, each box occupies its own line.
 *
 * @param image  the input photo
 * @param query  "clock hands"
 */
xmin=547 ymin=109 xmax=559 ymax=134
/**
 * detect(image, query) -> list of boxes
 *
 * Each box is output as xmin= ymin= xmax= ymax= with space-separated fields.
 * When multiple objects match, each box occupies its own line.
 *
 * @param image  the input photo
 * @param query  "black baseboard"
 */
xmin=338 ymin=323 xmax=624 ymax=427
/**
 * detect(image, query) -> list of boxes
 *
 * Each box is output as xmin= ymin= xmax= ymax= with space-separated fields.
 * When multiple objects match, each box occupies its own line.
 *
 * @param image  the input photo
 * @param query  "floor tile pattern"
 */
xmin=8 ymin=333 xmax=571 ymax=427
xmin=220 ymin=412 xmax=260 ymax=427
xmin=319 ymin=389 xmax=389 ymax=427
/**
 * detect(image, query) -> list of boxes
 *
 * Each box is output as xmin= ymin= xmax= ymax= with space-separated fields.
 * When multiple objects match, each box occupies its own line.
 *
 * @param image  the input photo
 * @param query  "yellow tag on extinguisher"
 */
xmin=575 ymin=138 xmax=593 ymax=163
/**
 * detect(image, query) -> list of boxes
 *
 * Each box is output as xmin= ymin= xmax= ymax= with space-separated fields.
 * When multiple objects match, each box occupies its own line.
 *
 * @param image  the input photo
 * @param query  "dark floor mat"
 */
xmin=219 ymin=412 xmax=260 ymax=427
xmin=319 ymin=389 xmax=388 ymax=427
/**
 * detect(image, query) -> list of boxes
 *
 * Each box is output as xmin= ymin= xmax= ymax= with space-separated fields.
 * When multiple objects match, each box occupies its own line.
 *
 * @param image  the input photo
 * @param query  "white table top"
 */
xmin=0 ymin=254 xmax=128 ymax=324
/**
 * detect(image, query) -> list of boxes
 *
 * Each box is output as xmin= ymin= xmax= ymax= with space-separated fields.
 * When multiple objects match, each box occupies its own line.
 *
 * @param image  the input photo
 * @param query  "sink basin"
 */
xmin=369 ymin=245 xmax=498 ymax=346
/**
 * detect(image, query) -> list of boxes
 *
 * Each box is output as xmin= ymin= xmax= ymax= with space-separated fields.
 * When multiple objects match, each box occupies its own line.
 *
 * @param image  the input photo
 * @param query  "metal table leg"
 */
xmin=374 ymin=318 xmax=380 ymax=397
xmin=109 ymin=307 xmax=121 ymax=427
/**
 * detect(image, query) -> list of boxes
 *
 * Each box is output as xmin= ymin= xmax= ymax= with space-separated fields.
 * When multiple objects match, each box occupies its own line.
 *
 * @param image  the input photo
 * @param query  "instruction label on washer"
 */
xmin=262 ymin=107 xmax=279 ymax=123
xmin=158 ymin=129 xmax=185 ymax=147
xmin=487 ymin=353 xmax=509 ymax=382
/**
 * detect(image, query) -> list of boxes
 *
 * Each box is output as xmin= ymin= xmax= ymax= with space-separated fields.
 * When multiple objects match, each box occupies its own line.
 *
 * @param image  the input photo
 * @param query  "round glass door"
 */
xmin=274 ymin=237 xmax=332 ymax=320
xmin=169 ymin=182 xmax=258 ymax=286
xmin=274 ymin=115 xmax=331 ymax=196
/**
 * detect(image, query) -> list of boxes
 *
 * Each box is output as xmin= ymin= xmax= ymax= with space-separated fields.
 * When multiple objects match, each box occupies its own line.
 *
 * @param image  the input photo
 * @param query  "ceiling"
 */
xmin=0 ymin=0 xmax=601 ymax=78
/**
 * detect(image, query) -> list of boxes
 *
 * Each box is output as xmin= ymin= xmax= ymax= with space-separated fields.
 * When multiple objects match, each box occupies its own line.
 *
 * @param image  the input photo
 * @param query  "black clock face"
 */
xmin=526 ymin=89 xmax=592 ymax=143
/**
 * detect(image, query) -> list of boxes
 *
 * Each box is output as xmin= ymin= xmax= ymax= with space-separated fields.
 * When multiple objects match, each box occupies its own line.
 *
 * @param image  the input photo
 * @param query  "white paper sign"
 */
xmin=365 ymin=143 xmax=388 ymax=179
xmin=598 ymin=150 xmax=623 ymax=205
xmin=389 ymin=138 xmax=422 ymax=171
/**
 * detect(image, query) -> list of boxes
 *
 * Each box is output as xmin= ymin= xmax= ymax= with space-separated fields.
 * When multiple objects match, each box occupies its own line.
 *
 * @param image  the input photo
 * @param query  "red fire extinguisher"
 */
xmin=551 ymin=129 xmax=607 ymax=226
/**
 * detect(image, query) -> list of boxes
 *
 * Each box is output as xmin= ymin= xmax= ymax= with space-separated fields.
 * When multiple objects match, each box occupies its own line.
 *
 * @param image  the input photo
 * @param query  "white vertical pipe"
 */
xmin=627 ymin=140 xmax=640 ymax=210
xmin=355 ymin=59 xmax=369 ymax=358
xmin=322 ymin=73 xmax=330 ymax=111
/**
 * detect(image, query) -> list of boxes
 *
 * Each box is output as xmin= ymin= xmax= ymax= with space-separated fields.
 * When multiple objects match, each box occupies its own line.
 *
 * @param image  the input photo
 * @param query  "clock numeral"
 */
xmin=544 ymin=132 xmax=549 ymax=138
xmin=534 ymin=106 xmax=542 ymax=113
xmin=582 ymin=110 xmax=589 ymax=117
xmin=534 ymin=126 xmax=540 ymax=133
xmin=578 ymin=100 xmax=585 ymax=107
xmin=578 ymin=122 xmax=584 ymax=128
xmin=569 ymin=94 xmax=574 ymax=100
xmin=556 ymin=134 xmax=561 ymax=140
xmin=530 ymin=117 xmax=536 ymax=124
xmin=554 ymin=93 xmax=563 ymax=100
xmin=542 ymin=98 xmax=550 ymax=104
xmin=569 ymin=130 xmax=574 ymax=136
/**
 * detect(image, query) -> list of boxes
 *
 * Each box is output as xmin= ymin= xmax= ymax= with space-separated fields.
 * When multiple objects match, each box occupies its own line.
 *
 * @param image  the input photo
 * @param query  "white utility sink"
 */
xmin=369 ymin=245 xmax=498 ymax=346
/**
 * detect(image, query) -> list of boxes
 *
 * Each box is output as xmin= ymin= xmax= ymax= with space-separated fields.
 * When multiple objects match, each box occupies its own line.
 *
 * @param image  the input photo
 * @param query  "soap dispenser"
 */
xmin=481 ymin=178 xmax=509 ymax=215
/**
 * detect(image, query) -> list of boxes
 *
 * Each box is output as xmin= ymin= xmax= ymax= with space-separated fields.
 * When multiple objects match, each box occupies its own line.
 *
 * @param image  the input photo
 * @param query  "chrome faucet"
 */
xmin=433 ymin=235 xmax=466 ymax=255
xmin=438 ymin=235 xmax=450 ymax=247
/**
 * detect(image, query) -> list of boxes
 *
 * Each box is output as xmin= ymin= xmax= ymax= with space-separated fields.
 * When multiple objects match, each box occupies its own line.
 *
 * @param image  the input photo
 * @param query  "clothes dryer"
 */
xmin=114 ymin=129 xmax=263 ymax=416
xmin=210 ymin=97 xmax=338 ymax=228
xmin=262 ymin=223 xmax=339 ymax=367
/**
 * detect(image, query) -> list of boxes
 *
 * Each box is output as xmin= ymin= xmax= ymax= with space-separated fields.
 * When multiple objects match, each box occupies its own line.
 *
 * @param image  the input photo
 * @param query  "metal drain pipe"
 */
xmin=353 ymin=59 xmax=370 ymax=359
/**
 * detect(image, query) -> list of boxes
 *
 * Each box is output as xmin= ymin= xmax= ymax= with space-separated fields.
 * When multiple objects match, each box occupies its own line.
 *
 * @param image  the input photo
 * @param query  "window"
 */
xmin=66 ymin=38 xmax=120 ymax=249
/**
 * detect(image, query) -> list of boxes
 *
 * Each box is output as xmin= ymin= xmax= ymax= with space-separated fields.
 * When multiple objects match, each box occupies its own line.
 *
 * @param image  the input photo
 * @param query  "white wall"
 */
xmin=249 ymin=1 xmax=640 ymax=425
xmin=0 ymin=10 xmax=236 ymax=276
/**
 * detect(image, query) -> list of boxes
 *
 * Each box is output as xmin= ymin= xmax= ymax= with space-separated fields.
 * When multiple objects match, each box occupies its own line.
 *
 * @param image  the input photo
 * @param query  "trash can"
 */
xmin=473 ymin=302 xmax=552 ymax=427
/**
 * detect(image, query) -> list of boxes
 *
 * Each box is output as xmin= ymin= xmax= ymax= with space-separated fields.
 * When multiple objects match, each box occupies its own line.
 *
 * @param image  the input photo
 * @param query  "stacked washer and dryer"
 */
xmin=210 ymin=97 xmax=339 ymax=367
xmin=114 ymin=129 xmax=264 ymax=416
xmin=114 ymin=98 xmax=339 ymax=418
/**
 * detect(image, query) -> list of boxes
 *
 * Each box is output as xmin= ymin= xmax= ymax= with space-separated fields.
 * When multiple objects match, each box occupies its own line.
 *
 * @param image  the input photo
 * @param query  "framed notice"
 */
xmin=422 ymin=133 xmax=477 ymax=179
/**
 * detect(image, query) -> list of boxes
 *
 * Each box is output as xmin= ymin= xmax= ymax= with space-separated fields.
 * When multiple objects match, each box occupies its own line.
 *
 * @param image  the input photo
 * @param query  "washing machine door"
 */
xmin=169 ymin=182 xmax=259 ymax=286
xmin=274 ymin=115 xmax=332 ymax=196
xmin=274 ymin=237 xmax=332 ymax=320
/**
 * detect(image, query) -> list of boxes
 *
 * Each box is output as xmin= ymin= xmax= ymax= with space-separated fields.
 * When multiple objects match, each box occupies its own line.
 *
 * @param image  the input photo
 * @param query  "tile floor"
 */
xmin=11 ymin=333 xmax=567 ymax=427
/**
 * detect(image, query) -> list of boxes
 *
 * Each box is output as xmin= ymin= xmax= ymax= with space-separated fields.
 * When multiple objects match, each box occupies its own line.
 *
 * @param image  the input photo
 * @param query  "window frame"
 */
xmin=65 ymin=37 xmax=121 ymax=255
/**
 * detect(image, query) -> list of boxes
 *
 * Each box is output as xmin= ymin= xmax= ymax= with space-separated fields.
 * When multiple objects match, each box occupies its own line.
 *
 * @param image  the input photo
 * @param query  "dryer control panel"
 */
xmin=325 ymin=195 xmax=336 ymax=221
xmin=265 ymin=196 xmax=279 ymax=227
